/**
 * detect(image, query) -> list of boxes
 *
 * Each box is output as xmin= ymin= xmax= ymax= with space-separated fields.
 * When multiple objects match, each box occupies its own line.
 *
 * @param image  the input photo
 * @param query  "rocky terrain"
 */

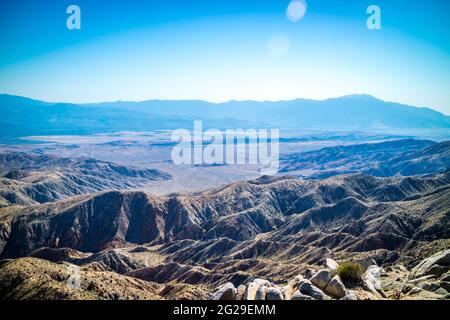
xmin=0 ymin=168 xmax=449 ymax=300
xmin=0 ymin=257 xmax=210 ymax=300
xmin=209 ymin=251 xmax=450 ymax=301
xmin=0 ymin=153 xmax=171 ymax=207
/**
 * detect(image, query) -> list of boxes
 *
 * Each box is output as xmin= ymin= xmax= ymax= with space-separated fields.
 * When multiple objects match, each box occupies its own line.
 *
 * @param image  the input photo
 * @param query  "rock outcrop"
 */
xmin=362 ymin=265 xmax=387 ymax=298
xmin=380 ymin=250 xmax=450 ymax=300
xmin=410 ymin=249 xmax=450 ymax=280
xmin=310 ymin=269 xmax=333 ymax=290
xmin=211 ymin=282 xmax=236 ymax=300
xmin=325 ymin=275 xmax=347 ymax=298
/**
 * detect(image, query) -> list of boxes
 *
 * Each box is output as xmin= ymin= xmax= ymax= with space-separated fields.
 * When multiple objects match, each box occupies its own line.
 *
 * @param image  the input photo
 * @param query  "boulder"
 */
xmin=362 ymin=265 xmax=387 ymax=298
xmin=236 ymin=285 xmax=246 ymax=300
xmin=253 ymin=278 xmax=271 ymax=286
xmin=305 ymin=268 xmax=316 ymax=280
xmin=266 ymin=287 xmax=284 ymax=300
xmin=325 ymin=275 xmax=347 ymax=299
xmin=291 ymin=290 xmax=314 ymax=300
xmin=325 ymin=258 xmax=339 ymax=272
xmin=310 ymin=269 xmax=332 ymax=290
xmin=299 ymin=281 xmax=329 ymax=300
xmin=211 ymin=282 xmax=237 ymax=300
xmin=255 ymin=285 xmax=267 ymax=300
xmin=281 ymin=276 xmax=304 ymax=300
xmin=411 ymin=249 xmax=450 ymax=279
xmin=243 ymin=282 xmax=260 ymax=300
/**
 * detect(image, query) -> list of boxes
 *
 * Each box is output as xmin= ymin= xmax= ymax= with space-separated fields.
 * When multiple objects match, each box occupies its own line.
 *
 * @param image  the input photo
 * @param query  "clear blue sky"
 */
xmin=0 ymin=0 xmax=449 ymax=114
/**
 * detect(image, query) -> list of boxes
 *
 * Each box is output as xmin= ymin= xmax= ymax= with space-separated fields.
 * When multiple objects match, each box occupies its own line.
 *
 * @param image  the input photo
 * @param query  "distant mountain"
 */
xmin=88 ymin=94 xmax=450 ymax=130
xmin=1 ymin=94 xmax=449 ymax=139
xmin=0 ymin=94 xmax=195 ymax=138
xmin=280 ymin=139 xmax=450 ymax=178
xmin=0 ymin=153 xmax=171 ymax=207
xmin=387 ymin=141 xmax=450 ymax=176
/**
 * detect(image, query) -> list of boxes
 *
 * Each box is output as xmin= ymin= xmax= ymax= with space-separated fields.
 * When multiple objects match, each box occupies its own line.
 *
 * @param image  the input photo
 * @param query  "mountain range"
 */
xmin=0 ymin=171 xmax=449 ymax=299
xmin=0 ymin=153 xmax=171 ymax=207
xmin=1 ymin=94 xmax=450 ymax=139
xmin=280 ymin=139 xmax=450 ymax=178
xmin=1 ymin=91 xmax=450 ymax=300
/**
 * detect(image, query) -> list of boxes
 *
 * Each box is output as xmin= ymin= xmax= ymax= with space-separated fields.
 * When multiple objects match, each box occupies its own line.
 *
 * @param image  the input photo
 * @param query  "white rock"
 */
xmin=411 ymin=249 xmax=450 ymax=279
xmin=236 ymin=285 xmax=246 ymax=300
xmin=253 ymin=278 xmax=271 ymax=286
xmin=362 ymin=265 xmax=387 ymax=298
xmin=211 ymin=282 xmax=237 ymax=300
xmin=407 ymin=275 xmax=435 ymax=284
xmin=310 ymin=269 xmax=333 ymax=290
xmin=255 ymin=285 xmax=267 ymax=300
xmin=325 ymin=275 xmax=347 ymax=299
xmin=325 ymin=258 xmax=339 ymax=272
xmin=279 ymin=285 xmax=290 ymax=299
xmin=243 ymin=282 xmax=260 ymax=300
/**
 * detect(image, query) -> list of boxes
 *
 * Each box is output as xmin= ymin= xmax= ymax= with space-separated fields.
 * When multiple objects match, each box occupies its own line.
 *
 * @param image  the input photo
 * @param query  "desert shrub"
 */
xmin=336 ymin=261 xmax=365 ymax=282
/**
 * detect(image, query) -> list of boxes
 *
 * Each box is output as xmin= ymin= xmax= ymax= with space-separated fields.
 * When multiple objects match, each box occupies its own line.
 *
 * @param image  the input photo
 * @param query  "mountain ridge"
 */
xmin=280 ymin=139 xmax=450 ymax=178
xmin=0 ymin=153 xmax=171 ymax=207
xmin=1 ymin=94 xmax=450 ymax=139
xmin=2 ymin=93 xmax=447 ymax=117
xmin=1 ymin=171 xmax=448 ymax=259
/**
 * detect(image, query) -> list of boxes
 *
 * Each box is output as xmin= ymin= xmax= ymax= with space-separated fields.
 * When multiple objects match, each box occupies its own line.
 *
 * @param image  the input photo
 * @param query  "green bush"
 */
xmin=336 ymin=261 xmax=365 ymax=282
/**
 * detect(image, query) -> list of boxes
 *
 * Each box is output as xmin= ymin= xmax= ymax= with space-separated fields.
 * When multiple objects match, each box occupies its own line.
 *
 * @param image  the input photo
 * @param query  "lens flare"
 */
xmin=286 ymin=0 xmax=307 ymax=22
xmin=267 ymin=33 xmax=290 ymax=58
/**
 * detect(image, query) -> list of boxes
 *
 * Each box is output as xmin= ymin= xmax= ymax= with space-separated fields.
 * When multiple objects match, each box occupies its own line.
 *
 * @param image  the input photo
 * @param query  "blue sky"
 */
xmin=0 ymin=0 xmax=449 ymax=114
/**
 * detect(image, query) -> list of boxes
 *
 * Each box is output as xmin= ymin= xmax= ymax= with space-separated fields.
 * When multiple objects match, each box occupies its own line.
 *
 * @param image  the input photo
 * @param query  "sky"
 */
xmin=0 ymin=0 xmax=449 ymax=114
